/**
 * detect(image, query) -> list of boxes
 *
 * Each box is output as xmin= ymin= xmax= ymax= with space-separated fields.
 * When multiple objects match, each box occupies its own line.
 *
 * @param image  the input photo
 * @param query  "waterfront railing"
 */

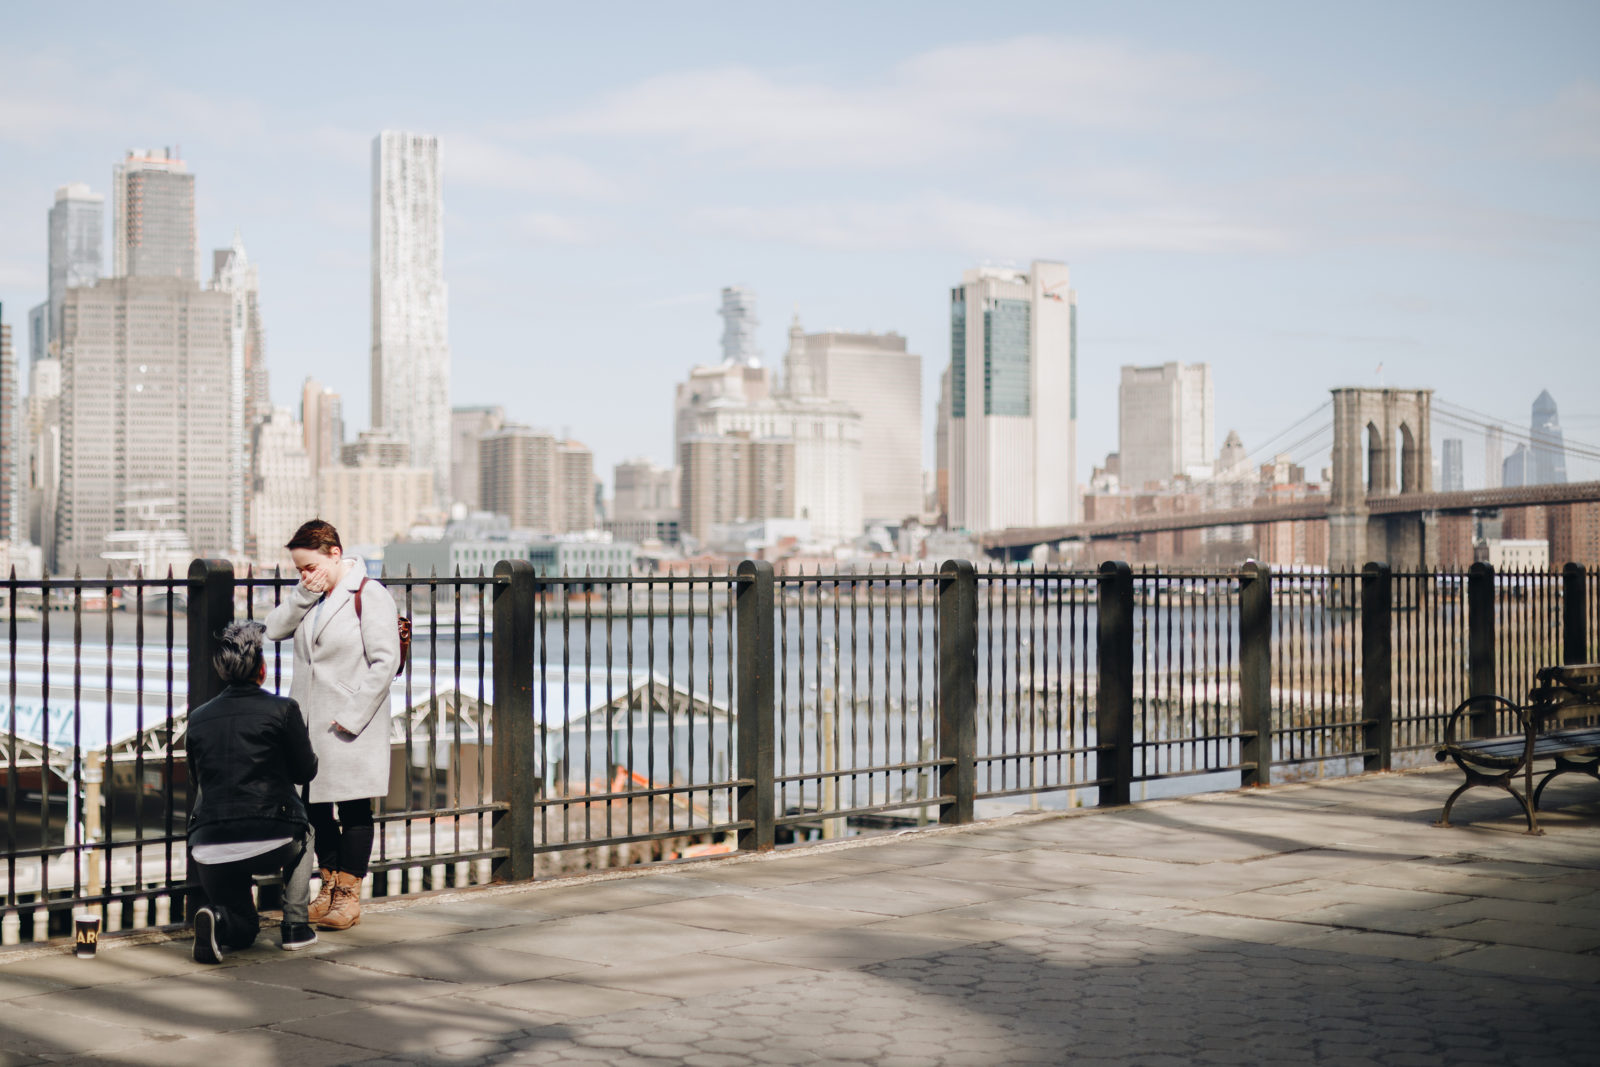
xmin=1 ymin=558 xmax=1593 ymax=942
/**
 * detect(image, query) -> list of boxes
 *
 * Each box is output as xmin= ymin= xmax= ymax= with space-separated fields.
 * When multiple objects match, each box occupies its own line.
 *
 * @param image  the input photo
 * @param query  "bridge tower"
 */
xmin=1329 ymin=388 xmax=1438 ymax=572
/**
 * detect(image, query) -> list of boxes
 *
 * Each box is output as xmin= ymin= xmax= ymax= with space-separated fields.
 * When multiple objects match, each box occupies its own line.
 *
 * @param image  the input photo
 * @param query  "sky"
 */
xmin=3 ymin=0 xmax=1598 ymax=493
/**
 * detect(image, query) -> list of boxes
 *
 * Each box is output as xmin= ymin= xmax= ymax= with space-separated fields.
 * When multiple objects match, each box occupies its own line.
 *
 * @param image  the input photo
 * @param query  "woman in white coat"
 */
xmin=265 ymin=518 xmax=400 ymax=930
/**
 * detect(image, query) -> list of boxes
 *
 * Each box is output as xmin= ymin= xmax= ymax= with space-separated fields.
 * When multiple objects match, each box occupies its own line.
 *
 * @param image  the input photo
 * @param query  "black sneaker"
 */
xmin=192 ymin=907 xmax=222 ymax=964
xmin=280 ymin=922 xmax=318 ymax=951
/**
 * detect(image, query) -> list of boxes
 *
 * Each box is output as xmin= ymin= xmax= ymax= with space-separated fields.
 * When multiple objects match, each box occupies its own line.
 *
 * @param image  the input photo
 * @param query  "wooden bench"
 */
xmin=1434 ymin=663 xmax=1600 ymax=834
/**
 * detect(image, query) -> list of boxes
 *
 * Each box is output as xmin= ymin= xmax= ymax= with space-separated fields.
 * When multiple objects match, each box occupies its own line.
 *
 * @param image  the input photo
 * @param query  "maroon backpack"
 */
xmin=353 ymin=576 xmax=412 ymax=676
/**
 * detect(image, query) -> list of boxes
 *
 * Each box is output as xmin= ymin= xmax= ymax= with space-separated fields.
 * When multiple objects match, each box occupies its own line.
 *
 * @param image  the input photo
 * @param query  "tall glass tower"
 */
xmin=371 ymin=130 xmax=450 ymax=508
xmin=946 ymin=261 xmax=1078 ymax=532
xmin=48 ymin=183 xmax=104 ymax=352
xmin=112 ymin=149 xmax=195 ymax=282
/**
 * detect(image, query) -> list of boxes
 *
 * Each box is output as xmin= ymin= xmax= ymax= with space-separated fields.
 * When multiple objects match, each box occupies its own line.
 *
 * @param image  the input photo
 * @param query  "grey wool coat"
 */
xmin=264 ymin=557 xmax=400 ymax=804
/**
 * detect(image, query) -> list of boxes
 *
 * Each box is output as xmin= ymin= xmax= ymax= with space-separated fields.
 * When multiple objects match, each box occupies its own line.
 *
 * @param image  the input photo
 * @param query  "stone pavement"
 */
xmin=2 ymin=767 xmax=1599 ymax=1066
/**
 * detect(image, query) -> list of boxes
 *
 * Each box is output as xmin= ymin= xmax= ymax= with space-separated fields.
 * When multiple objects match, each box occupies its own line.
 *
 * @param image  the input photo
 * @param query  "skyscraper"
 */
xmin=48 ymin=183 xmax=105 ymax=349
xmin=211 ymin=232 xmax=269 ymax=556
xmin=1117 ymin=362 xmax=1214 ymax=491
xmin=1441 ymin=438 xmax=1465 ymax=492
xmin=719 ymin=286 xmax=760 ymax=366
xmin=946 ymin=261 xmax=1078 ymax=533
xmin=450 ymin=405 xmax=504 ymax=510
xmin=478 ymin=424 xmax=557 ymax=532
xmin=1484 ymin=425 xmax=1504 ymax=489
xmin=300 ymin=378 xmax=344 ymax=478
xmin=251 ymin=407 xmax=315 ymax=561
xmin=26 ymin=358 xmax=61 ymax=553
xmin=112 ymin=149 xmax=195 ymax=281
xmin=56 ymin=278 xmax=231 ymax=573
xmin=371 ymin=131 xmax=450 ymax=507
xmin=783 ymin=317 xmax=923 ymax=524
xmin=1530 ymin=390 xmax=1567 ymax=485
xmin=556 ymin=440 xmax=595 ymax=533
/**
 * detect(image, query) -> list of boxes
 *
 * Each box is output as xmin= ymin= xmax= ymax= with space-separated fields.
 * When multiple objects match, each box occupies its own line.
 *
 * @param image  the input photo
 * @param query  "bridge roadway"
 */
xmin=981 ymin=479 xmax=1600 ymax=552
xmin=0 ymin=768 xmax=1596 ymax=1063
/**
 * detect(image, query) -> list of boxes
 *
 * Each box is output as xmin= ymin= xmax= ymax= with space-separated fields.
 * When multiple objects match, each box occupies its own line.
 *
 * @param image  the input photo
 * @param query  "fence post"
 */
xmin=1239 ymin=562 xmax=1273 ymax=787
xmin=1563 ymin=563 xmax=1587 ymax=666
xmin=1097 ymin=561 xmax=1134 ymax=807
xmin=1361 ymin=562 xmax=1393 ymax=773
xmin=184 ymin=558 xmax=234 ymax=920
xmin=736 ymin=560 xmax=775 ymax=852
xmin=938 ymin=560 xmax=977 ymax=824
xmin=491 ymin=559 xmax=537 ymax=882
xmin=186 ymin=559 xmax=235 ymax=712
xmin=1467 ymin=561 xmax=1497 ymax=738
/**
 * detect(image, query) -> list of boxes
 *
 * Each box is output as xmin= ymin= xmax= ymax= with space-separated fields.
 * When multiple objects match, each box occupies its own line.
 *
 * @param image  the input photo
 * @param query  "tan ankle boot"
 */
xmin=308 ymin=868 xmax=336 ymax=924
xmin=318 ymin=871 xmax=363 ymax=930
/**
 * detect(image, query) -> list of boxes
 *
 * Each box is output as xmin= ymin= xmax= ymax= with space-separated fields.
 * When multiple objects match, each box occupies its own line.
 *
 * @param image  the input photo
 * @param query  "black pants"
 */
xmin=193 ymin=835 xmax=313 ymax=949
xmin=308 ymin=798 xmax=375 ymax=877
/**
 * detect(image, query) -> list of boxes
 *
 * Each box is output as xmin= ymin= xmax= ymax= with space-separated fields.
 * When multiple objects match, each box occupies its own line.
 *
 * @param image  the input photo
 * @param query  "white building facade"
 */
xmin=946 ymin=262 xmax=1078 ymax=533
xmin=371 ymin=131 xmax=451 ymax=507
xmin=251 ymin=406 xmax=315 ymax=563
xmin=211 ymin=232 xmax=269 ymax=557
xmin=783 ymin=318 xmax=922 ymax=525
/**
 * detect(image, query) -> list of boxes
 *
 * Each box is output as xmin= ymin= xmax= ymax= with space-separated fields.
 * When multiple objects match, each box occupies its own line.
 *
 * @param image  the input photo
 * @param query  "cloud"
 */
xmin=690 ymin=194 xmax=1288 ymax=257
xmin=538 ymin=35 xmax=1247 ymax=166
xmin=516 ymin=211 xmax=609 ymax=245
xmin=1530 ymin=78 xmax=1600 ymax=159
xmin=447 ymin=134 xmax=622 ymax=199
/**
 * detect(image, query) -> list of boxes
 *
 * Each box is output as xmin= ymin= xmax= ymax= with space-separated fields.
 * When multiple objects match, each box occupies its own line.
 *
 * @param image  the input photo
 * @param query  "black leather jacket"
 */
xmin=186 ymin=683 xmax=319 ymax=846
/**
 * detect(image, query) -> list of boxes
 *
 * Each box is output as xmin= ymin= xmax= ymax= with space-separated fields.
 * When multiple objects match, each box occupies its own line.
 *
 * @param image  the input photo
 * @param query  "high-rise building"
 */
xmin=371 ymin=131 xmax=450 ymax=506
xmin=934 ymin=366 xmax=951 ymax=524
xmin=48 ymin=183 xmax=105 ymax=352
xmin=317 ymin=465 xmax=433 ymax=550
xmin=479 ymin=424 xmax=557 ymax=532
xmin=1484 ymin=425 xmax=1504 ymax=490
xmin=28 ymin=303 xmax=48 ymax=365
xmin=112 ymin=149 xmax=195 ymax=281
xmin=676 ymin=362 xmax=861 ymax=542
xmin=679 ymin=432 xmax=794 ymax=543
xmin=946 ymin=261 xmax=1078 ymax=533
xmin=1503 ymin=444 xmax=1531 ymax=488
xmin=719 ymin=286 xmax=760 ymax=367
xmin=211 ymin=232 xmax=269 ymax=556
xmin=1117 ymin=363 xmax=1213 ymax=491
xmin=1530 ymin=390 xmax=1567 ymax=485
xmin=26 ymin=358 xmax=61 ymax=552
xmin=783 ymin=317 xmax=923 ymax=524
xmin=0 ymin=306 xmax=15 ymax=541
xmin=451 ymin=405 xmax=504 ymax=509
xmin=1441 ymin=438 xmax=1465 ymax=492
xmin=613 ymin=458 xmax=677 ymax=522
xmin=251 ymin=407 xmax=316 ymax=563
xmin=556 ymin=440 xmax=595 ymax=533
xmin=300 ymin=378 xmax=344 ymax=477
xmin=56 ymin=278 xmax=231 ymax=574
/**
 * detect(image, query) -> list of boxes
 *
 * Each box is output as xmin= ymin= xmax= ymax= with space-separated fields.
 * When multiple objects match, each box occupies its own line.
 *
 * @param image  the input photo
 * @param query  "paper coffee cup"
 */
xmin=74 ymin=911 xmax=100 ymax=959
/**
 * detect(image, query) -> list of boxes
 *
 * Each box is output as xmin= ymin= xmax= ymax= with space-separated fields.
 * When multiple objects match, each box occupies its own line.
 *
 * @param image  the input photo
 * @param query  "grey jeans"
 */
xmin=193 ymin=832 xmax=314 ymax=947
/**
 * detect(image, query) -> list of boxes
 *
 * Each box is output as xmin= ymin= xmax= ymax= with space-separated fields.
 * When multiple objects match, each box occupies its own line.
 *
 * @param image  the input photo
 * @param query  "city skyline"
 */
xmin=1 ymin=2 xmax=1597 ymax=495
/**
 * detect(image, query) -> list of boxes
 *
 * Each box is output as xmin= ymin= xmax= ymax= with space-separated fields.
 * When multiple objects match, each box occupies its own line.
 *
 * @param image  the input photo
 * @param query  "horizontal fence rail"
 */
xmin=1 ymin=558 xmax=1593 ymax=945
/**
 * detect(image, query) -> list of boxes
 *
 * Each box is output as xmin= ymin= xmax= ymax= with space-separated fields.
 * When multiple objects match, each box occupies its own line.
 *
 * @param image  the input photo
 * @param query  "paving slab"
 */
xmin=3 ymin=767 xmax=1598 ymax=1066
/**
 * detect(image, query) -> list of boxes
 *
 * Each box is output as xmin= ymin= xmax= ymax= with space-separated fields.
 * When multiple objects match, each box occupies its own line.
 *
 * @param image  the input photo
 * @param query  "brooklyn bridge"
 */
xmin=981 ymin=387 xmax=1600 ymax=564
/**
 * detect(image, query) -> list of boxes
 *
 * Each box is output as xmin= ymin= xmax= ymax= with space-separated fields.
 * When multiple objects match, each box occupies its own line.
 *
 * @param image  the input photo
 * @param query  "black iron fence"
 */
xmin=2 ymin=557 xmax=1594 ymax=944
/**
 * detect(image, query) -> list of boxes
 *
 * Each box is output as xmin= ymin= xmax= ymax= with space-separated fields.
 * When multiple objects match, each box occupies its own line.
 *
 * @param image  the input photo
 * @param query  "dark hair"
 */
xmin=213 ymin=620 xmax=267 ymax=685
xmin=286 ymin=518 xmax=341 ymax=554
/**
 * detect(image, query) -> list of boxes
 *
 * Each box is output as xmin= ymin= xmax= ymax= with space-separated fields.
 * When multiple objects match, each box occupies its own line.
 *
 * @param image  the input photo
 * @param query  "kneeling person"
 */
xmin=186 ymin=621 xmax=320 ymax=962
